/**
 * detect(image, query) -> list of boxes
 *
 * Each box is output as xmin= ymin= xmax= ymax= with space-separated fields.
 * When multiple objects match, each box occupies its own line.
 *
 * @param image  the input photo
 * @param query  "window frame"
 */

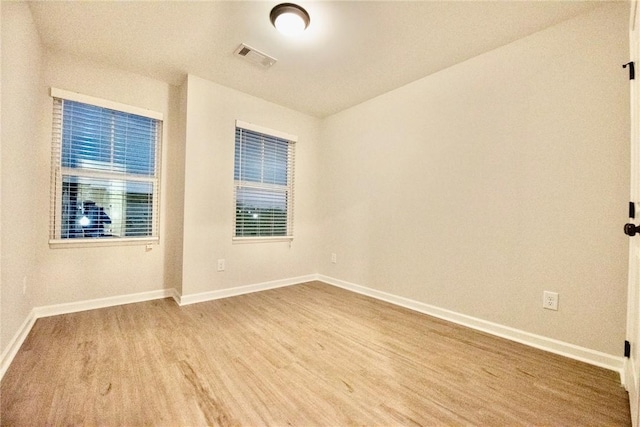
xmin=233 ymin=120 xmax=296 ymax=243
xmin=48 ymin=88 xmax=163 ymax=248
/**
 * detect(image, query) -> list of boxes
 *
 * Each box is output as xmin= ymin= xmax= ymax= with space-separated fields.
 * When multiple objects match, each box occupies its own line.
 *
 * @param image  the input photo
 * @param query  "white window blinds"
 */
xmin=49 ymin=90 xmax=162 ymax=244
xmin=234 ymin=121 xmax=296 ymax=240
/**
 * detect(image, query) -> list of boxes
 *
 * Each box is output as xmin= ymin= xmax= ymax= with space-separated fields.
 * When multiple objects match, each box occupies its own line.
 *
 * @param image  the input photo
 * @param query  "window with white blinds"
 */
xmin=49 ymin=89 xmax=162 ymax=245
xmin=234 ymin=120 xmax=296 ymax=240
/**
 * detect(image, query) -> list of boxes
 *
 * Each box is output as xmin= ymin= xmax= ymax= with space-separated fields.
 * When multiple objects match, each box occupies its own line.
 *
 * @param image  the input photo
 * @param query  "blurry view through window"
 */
xmin=234 ymin=122 xmax=295 ymax=239
xmin=49 ymin=95 xmax=162 ymax=243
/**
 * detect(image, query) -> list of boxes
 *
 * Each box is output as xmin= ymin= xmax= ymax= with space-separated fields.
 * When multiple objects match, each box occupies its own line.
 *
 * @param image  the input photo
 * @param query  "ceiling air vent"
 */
xmin=234 ymin=43 xmax=277 ymax=69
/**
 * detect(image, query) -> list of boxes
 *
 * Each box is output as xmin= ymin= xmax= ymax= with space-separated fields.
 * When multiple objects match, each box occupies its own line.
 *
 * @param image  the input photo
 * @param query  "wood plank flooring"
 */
xmin=0 ymin=281 xmax=630 ymax=426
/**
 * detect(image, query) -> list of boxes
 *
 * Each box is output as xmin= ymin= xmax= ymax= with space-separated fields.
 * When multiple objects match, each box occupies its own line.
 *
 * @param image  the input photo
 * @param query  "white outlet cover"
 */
xmin=543 ymin=291 xmax=559 ymax=310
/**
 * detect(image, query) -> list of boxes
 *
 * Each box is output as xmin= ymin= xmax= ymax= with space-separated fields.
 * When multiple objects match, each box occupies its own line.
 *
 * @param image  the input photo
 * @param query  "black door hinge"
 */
xmin=630 ymin=202 xmax=636 ymax=219
xmin=625 ymin=340 xmax=631 ymax=358
xmin=624 ymin=61 xmax=635 ymax=80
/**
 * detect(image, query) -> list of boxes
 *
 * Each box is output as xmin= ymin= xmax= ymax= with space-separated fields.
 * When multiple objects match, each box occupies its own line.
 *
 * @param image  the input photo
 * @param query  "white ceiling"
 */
xmin=28 ymin=1 xmax=607 ymax=118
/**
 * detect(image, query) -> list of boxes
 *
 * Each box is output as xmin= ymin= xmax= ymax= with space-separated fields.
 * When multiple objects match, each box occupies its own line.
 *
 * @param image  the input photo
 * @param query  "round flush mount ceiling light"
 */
xmin=270 ymin=3 xmax=310 ymax=37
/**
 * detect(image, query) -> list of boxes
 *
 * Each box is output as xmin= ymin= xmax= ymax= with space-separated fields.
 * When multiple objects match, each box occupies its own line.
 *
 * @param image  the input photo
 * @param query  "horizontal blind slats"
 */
xmin=61 ymin=100 xmax=156 ymax=177
xmin=234 ymin=125 xmax=295 ymax=238
xmin=50 ymin=96 xmax=161 ymax=242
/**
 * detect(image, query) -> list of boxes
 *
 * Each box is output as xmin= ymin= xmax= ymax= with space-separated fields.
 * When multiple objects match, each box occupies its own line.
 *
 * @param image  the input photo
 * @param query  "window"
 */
xmin=49 ymin=89 xmax=162 ymax=245
xmin=234 ymin=120 xmax=296 ymax=240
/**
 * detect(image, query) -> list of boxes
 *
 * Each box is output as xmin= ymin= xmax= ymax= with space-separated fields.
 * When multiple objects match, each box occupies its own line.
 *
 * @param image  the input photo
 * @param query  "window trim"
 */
xmin=48 ymin=88 xmax=163 ymax=248
xmin=235 ymin=120 xmax=297 ymax=143
xmin=233 ymin=120 xmax=296 ymax=243
xmin=49 ymin=237 xmax=160 ymax=249
xmin=50 ymin=88 xmax=163 ymax=121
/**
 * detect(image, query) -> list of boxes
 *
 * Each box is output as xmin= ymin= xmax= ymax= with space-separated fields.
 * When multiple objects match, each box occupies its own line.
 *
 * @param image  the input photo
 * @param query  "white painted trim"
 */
xmin=235 ymin=119 xmax=298 ymax=142
xmin=627 ymin=357 xmax=639 ymax=422
xmin=50 ymin=87 xmax=163 ymax=120
xmin=49 ymin=236 xmax=159 ymax=249
xmin=0 ymin=288 xmax=176 ymax=382
xmin=627 ymin=3 xmax=640 ymax=425
xmin=169 ymin=288 xmax=182 ymax=306
xmin=0 ymin=310 xmax=37 ymax=380
xmin=33 ymin=289 xmax=176 ymax=319
xmin=177 ymin=274 xmax=316 ymax=306
xmin=1 ymin=275 xmax=625 ymax=386
xmin=0 ymin=276 xmax=311 ymax=381
xmin=318 ymin=275 xmax=625 ymax=378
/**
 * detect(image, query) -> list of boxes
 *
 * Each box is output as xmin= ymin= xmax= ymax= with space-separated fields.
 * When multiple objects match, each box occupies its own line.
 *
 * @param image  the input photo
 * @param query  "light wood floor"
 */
xmin=1 ymin=281 xmax=630 ymax=426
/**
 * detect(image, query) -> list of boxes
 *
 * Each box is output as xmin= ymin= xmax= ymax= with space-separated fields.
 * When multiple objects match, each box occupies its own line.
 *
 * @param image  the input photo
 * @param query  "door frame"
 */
xmin=627 ymin=1 xmax=640 ymax=426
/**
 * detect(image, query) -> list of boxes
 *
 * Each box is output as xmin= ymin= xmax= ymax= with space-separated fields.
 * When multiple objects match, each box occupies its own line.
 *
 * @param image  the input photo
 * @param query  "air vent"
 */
xmin=234 ymin=43 xmax=277 ymax=69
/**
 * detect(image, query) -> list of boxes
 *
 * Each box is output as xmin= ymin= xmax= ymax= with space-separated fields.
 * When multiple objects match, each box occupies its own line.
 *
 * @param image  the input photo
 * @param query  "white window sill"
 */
xmin=232 ymin=236 xmax=293 ymax=244
xmin=49 ymin=237 xmax=159 ymax=249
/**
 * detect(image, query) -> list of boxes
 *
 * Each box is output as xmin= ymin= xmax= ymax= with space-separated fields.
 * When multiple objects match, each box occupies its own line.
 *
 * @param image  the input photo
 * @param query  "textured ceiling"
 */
xmin=29 ymin=1 xmax=607 ymax=117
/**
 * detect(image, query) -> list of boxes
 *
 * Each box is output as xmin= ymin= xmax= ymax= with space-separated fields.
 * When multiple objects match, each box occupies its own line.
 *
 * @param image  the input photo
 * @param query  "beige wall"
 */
xmin=318 ymin=3 xmax=629 ymax=355
xmin=181 ymin=75 xmax=320 ymax=295
xmin=163 ymin=82 xmax=187 ymax=295
xmin=1 ymin=2 xmax=46 ymax=353
xmin=34 ymin=52 xmax=178 ymax=306
xmin=0 ymin=2 xmax=630 ymax=362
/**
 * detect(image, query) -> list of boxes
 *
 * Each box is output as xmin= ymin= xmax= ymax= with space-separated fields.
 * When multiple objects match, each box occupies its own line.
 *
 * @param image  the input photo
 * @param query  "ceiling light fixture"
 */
xmin=270 ymin=3 xmax=310 ymax=37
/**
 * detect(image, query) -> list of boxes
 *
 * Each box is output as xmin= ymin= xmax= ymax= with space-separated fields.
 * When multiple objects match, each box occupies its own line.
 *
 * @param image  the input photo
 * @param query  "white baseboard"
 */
xmin=1 ymin=274 xmax=626 ymax=386
xmin=0 ymin=288 xmax=176 ymax=382
xmin=0 ymin=310 xmax=37 ymax=380
xmin=33 ymin=288 xmax=177 ymax=318
xmin=1 ymin=277 xmax=315 ymax=381
xmin=177 ymin=274 xmax=317 ymax=306
xmin=318 ymin=275 xmax=625 ymax=378
xmin=626 ymin=357 xmax=639 ymax=425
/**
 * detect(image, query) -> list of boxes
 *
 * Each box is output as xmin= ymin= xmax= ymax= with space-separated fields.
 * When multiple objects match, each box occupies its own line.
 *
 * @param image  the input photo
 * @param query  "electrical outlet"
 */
xmin=331 ymin=253 xmax=337 ymax=264
xmin=217 ymin=259 xmax=225 ymax=272
xmin=543 ymin=291 xmax=559 ymax=311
